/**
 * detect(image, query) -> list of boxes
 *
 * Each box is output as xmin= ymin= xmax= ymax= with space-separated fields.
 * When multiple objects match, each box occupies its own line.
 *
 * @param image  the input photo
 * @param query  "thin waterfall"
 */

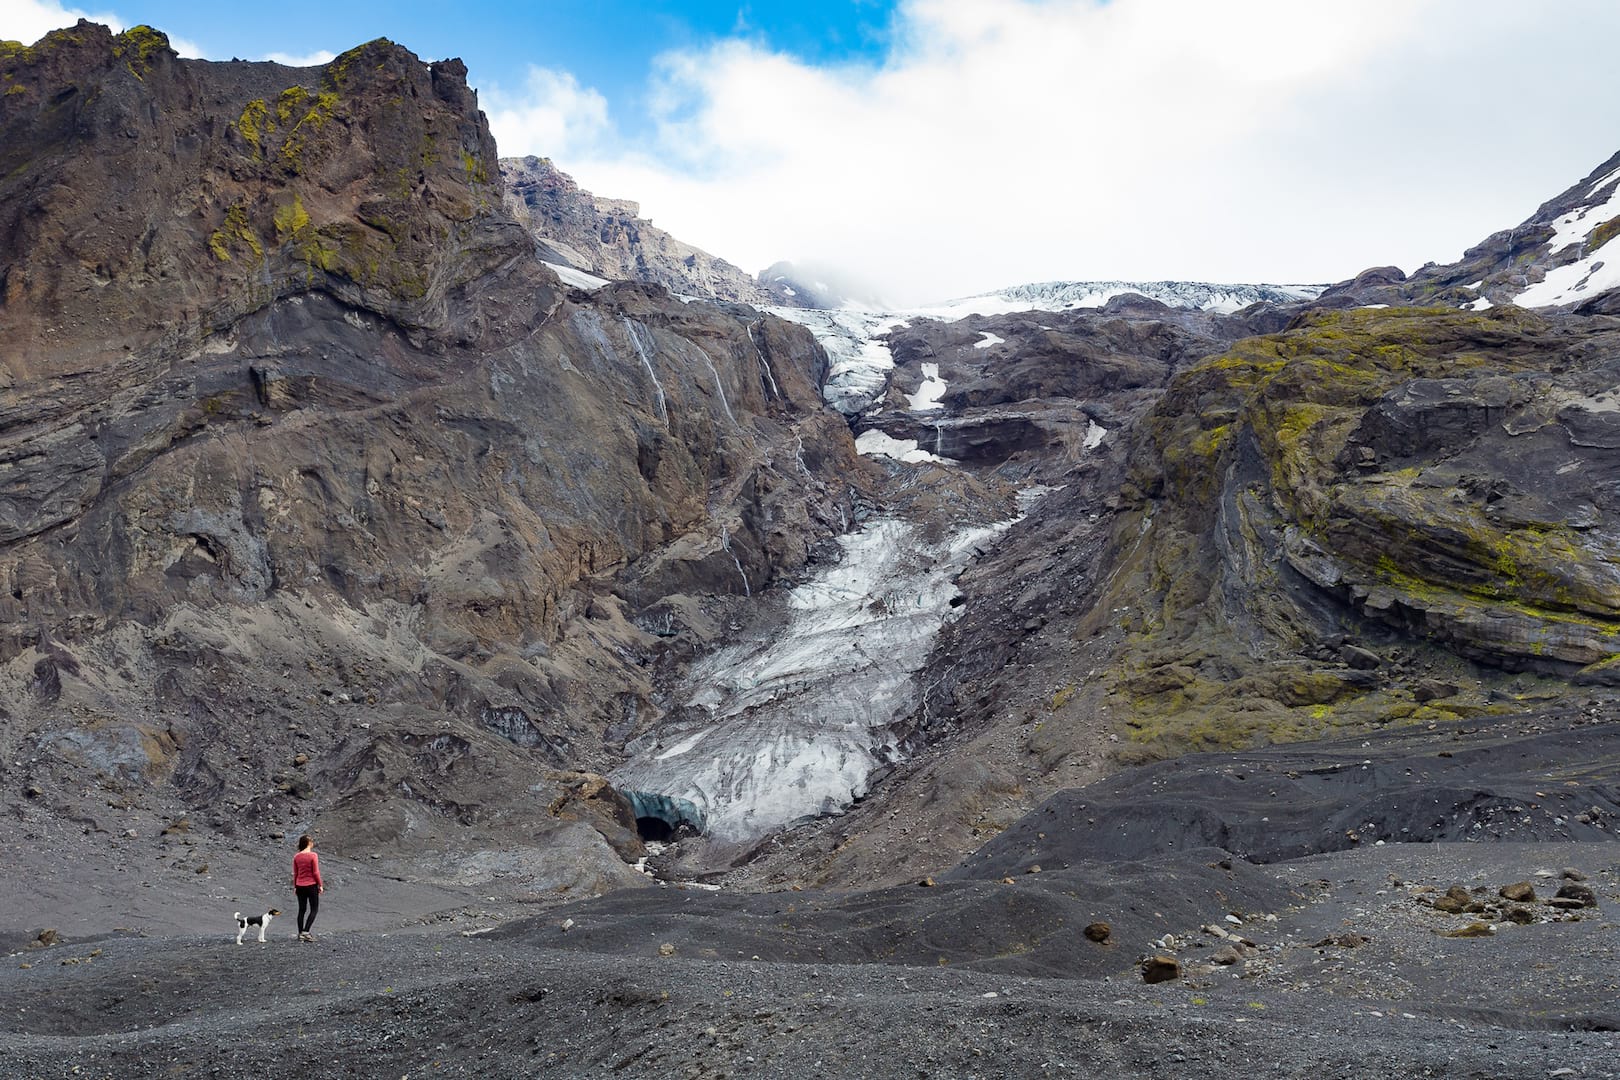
xmin=624 ymin=320 xmax=668 ymax=423
xmin=748 ymin=321 xmax=781 ymax=400
xmin=696 ymin=344 xmax=739 ymax=428
xmin=719 ymin=525 xmax=751 ymax=597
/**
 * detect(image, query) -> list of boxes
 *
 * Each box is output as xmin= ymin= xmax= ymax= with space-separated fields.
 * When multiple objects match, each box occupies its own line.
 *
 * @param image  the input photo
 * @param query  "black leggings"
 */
xmin=296 ymin=884 xmax=320 ymax=932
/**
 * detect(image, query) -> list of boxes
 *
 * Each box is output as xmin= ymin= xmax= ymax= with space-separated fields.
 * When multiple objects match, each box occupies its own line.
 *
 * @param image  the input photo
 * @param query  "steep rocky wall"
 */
xmin=501 ymin=155 xmax=773 ymax=305
xmin=1081 ymin=304 xmax=1620 ymax=754
xmin=0 ymin=24 xmax=868 ymax=886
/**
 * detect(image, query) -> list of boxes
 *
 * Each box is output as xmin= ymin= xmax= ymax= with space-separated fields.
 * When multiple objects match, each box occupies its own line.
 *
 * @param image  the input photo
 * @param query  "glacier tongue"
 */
xmin=768 ymin=306 xmax=907 ymax=415
xmin=612 ymin=515 xmax=1007 ymax=854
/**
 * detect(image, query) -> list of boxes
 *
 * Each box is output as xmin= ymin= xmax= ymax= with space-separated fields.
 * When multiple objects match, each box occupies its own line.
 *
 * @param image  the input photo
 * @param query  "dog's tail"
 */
xmin=233 ymin=911 xmax=242 ymax=921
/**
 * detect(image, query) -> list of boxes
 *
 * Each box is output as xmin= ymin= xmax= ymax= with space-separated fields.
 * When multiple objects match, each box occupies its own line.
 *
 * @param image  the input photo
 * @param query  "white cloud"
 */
xmin=263 ymin=48 xmax=337 ymax=68
xmin=501 ymin=0 xmax=1620 ymax=304
xmin=0 ymin=0 xmax=201 ymax=56
xmin=0 ymin=0 xmax=124 ymax=42
xmin=485 ymin=66 xmax=613 ymax=163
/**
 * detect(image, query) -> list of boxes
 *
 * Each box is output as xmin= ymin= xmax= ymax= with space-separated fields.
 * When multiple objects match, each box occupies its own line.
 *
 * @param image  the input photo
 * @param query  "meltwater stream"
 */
xmin=611 ymin=515 xmax=1008 ymax=853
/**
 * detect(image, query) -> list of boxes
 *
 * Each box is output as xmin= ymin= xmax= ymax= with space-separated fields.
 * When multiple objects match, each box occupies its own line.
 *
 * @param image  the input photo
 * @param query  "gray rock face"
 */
xmin=501 ymin=155 xmax=774 ymax=305
xmin=0 ymin=25 xmax=867 ymax=885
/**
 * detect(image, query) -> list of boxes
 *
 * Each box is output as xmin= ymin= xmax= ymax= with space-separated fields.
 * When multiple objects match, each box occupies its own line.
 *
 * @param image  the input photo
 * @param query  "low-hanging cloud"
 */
xmin=490 ymin=0 xmax=1620 ymax=305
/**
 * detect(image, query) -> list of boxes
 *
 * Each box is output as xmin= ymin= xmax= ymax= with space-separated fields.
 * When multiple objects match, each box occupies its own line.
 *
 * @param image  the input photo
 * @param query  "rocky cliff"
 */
xmin=720 ymin=167 xmax=1620 ymax=890
xmin=500 ymin=155 xmax=775 ymax=304
xmin=0 ymin=23 xmax=867 ymax=887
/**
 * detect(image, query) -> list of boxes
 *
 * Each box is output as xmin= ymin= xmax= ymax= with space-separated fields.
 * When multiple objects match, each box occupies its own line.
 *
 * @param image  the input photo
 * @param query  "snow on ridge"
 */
xmin=919 ymin=279 xmax=1325 ymax=318
xmin=1515 ymin=249 xmax=1620 ymax=308
xmin=1542 ymin=180 xmax=1620 ymax=255
xmin=543 ymin=261 xmax=610 ymax=291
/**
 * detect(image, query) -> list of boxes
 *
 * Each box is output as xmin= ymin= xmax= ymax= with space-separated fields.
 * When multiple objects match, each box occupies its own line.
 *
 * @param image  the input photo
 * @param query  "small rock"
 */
xmin=1340 ymin=644 xmax=1382 ymax=670
xmin=1412 ymin=679 xmax=1458 ymax=702
xmin=1441 ymin=922 xmax=1495 ymax=938
xmin=1141 ymin=955 xmax=1180 ymax=983
xmin=293 ymin=753 xmax=310 ymax=767
xmin=1555 ymin=883 xmax=1597 ymax=908
xmin=918 ymin=877 xmax=936 ymax=887
xmin=1499 ymin=882 xmax=1536 ymax=902
xmin=1561 ymin=867 xmax=1588 ymax=882
xmin=1505 ymin=907 xmax=1536 ymax=925
xmin=1209 ymin=945 xmax=1245 ymax=966
xmin=1083 ymin=922 xmax=1111 ymax=944
xmin=1026 ymin=864 xmax=1042 ymax=874
xmin=658 ymin=942 xmax=676 ymax=957
xmin=31 ymin=929 xmax=59 ymax=948
xmin=560 ymin=919 xmax=575 ymax=932
xmin=194 ymin=863 xmax=208 ymax=874
xmin=23 ymin=785 xmax=43 ymax=799
xmin=123 ymin=829 xmax=138 ymax=839
xmin=1547 ymin=897 xmax=1588 ymax=911
xmin=1311 ymin=933 xmax=1369 ymax=949
xmin=1000 ymin=877 xmax=1016 ymax=886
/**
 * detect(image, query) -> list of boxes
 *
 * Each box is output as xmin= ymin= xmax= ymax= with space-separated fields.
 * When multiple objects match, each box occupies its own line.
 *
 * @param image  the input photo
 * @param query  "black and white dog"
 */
xmin=234 ymin=909 xmax=282 ymax=944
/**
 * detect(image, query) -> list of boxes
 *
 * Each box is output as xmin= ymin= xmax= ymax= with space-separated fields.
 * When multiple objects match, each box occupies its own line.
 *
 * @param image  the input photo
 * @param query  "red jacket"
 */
xmin=293 ymin=849 xmax=322 ymax=888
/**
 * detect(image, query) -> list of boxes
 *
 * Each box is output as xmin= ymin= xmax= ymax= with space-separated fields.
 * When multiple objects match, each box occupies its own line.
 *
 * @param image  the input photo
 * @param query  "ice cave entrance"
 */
xmin=623 ymin=790 xmax=706 ymax=842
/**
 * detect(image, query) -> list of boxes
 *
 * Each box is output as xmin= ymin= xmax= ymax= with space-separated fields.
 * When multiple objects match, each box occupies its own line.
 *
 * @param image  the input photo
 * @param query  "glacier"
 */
xmin=610 ymin=515 xmax=1008 ymax=859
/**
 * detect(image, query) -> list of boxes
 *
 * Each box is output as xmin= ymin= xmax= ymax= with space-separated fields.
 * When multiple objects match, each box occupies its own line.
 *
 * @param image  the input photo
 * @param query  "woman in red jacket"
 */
xmin=291 ymin=834 xmax=324 ymax=942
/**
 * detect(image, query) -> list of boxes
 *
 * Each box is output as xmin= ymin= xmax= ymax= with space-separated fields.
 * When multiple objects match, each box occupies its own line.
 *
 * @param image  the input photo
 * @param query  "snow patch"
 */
xmin=1515 ymin=254 xmax=1620 ymax=308
xmin=1542 ymin=183 xmax=1620 ymax=255
xmin=908 ymin=363 xmax=947 ymax=412
xmin=973 ymin=331 xmax=1004 ymax=350
xmin=543 ymin=261 xmax=610 ymax=291
xmin=855 ymin=429 xmax=950 ymax=465
xmin=1083 ymin=419 xmax=1107 ymax=450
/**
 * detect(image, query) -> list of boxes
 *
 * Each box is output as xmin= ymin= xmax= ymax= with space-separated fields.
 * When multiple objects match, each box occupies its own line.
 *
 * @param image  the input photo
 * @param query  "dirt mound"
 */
xmin=491 ymin=849 xmax=1296 ymax=979
xmin=958 ymin=717 xmax=1620 ymax=873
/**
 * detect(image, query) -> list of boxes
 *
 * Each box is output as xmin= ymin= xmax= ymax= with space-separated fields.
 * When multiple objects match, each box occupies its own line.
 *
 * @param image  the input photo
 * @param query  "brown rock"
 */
xmin=918 ymin=877 xmax=936 ymax=888
xmin=1498 ymin=881 xmax=1536 ymax=902
xmin=1141 ymin=955 xmax=1181 ymax=983
xmin=1505 ymin=906 xmax=1535 ymax=925
xmin=1083 ymin=922 xmax=1111 ymax=943
xmin=658 ymin=942 xmax=676 ymax=957
xmin=1412 ymin=678 xmax=1458 ymax=702
xmin=1561 ymin=867 xmax=1589 ymax=882
xmin=1441 ymin=922 xmax=1496 ymax=938
xmin=1026 ymin=864 xmax=1042 ymax=874
xmin=1555 ymin=883 xmax=1598 ymax=908
xmin=1209 ymin=945 xmax=1245 ymax=966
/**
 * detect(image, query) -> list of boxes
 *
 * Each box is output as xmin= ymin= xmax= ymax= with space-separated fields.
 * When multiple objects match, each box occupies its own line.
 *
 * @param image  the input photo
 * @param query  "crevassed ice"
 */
xmin=611 ymin=515 xmax=1009 ymax=847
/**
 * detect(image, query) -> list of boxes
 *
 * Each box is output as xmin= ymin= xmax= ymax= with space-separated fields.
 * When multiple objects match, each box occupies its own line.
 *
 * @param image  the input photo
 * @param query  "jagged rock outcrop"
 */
xmin=0 ymin=24 xmax=867 ymax=883
xmin=1321 ymin=150 xmax=1620 ymax=313
xmin=501 ymin=155 xmax=774 ymax=304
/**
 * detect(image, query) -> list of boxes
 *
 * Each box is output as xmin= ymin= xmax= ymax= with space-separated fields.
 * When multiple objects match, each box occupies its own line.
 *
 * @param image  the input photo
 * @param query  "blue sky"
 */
xmin=7 ymin=1 xmax=1620 ymax=303
xmin=4 ymin=1 xmax=899 ymax=140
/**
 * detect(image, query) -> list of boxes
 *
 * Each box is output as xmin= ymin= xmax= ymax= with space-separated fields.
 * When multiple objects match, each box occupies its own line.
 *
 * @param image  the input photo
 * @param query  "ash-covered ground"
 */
xmin=4 ymin=713 xmax=1617 ymax=1079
